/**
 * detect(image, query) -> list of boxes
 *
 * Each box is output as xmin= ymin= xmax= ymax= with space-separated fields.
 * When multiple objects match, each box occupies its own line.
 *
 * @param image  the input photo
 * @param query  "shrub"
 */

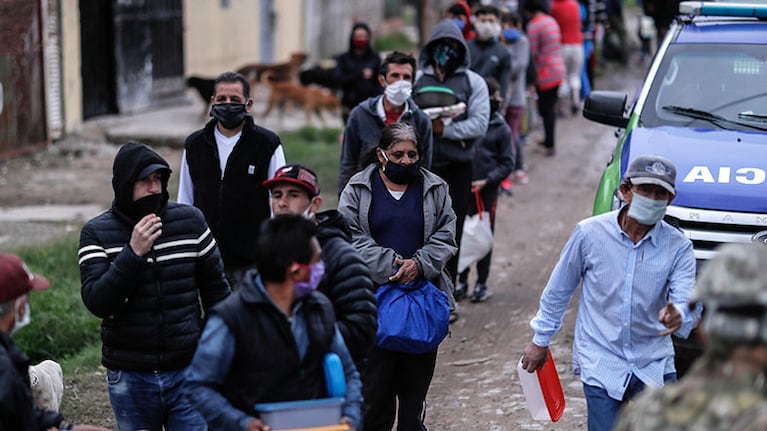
xmin=281 ymin=127 xmax=343 ymax=208
xmin=374 ymin=32 xmax=417 ymax=52
xmin=13 ymin=232 xmax=102 ymax=361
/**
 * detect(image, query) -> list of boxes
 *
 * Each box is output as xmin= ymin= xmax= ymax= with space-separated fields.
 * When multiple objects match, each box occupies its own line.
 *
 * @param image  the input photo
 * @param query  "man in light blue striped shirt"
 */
xmin=521 ymin=155 xmax=697 ymax=431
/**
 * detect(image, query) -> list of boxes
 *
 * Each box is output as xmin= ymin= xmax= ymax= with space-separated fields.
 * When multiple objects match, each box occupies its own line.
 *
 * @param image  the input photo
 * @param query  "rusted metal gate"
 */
xmin=0 ymin=0 xmax=48 ymax=156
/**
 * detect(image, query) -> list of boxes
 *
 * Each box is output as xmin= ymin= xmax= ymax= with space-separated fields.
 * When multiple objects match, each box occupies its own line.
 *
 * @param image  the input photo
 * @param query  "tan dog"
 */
xmin=236 ymin=52 xmax=308 ymax=99
xmin=261 ymin=71 xmax=340 ymax=125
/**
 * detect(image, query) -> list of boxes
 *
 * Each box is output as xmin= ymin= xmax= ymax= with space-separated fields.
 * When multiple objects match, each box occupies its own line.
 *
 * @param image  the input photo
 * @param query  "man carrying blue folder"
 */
xmin=184 ymin=215 xmax=362 ymax=431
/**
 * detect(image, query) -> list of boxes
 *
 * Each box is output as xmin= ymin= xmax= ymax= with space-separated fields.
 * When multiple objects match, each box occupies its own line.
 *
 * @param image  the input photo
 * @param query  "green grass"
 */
xmin=12 ymin=127 xmax=344 ymax=370
xmin=60 ymin=343 xmax=102 ymax=372
xmin=280 ymin=126 xmax=343 ymax=207
xmin=12 ymin=233 xmax=102 ymax=362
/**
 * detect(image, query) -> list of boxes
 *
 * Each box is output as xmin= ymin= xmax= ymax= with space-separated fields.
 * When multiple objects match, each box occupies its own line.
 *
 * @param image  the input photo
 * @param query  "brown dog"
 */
xmin=236 ymin=52 xmax=308 ymax=98
xmin=261 ymin=71 xmax=340 ymax=125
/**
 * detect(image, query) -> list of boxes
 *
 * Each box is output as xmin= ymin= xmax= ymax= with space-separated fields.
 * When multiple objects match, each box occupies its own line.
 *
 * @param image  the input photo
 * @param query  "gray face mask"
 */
xmin=627 ymin=193 xmax=668 ymax=225
xmin=11 ymin=298 xmax=31 ymax=336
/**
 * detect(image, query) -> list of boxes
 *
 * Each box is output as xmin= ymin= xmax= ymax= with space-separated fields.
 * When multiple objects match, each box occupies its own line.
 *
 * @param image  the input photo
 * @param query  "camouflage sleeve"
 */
xmin=732 ymin=402 xmax=767 ymax=431
xmin=612 ymin=387 xmax=668 ymax=431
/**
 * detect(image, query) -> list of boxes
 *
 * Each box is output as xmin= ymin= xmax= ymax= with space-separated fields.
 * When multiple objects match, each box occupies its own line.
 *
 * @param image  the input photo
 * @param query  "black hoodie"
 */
xmin=333 ymin=22 xmax=383 ymax=111
xmin=111 ymin=142 xmax=171 ymax=224
xmin=79 ymin=142 xmax=231 ymax=372
xmin=315 ymin=210 xmax=377 ymax=369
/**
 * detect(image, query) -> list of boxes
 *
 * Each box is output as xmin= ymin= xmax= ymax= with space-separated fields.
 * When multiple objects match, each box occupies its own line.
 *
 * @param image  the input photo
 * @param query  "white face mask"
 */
xmin=627 ymin=193 xmax=668 ymax=225
xmin=11 ymin=298 xmax=31 ymax=336
xmin=475 ymin=21 xmax=500 ymax=40
xmin=384 ymin=80 xmax=412 ymax=107
xmin=302 ymin=198 xmax=316 ymax=220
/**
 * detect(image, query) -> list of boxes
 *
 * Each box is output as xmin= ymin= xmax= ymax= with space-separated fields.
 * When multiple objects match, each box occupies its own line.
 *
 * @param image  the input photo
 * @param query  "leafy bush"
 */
xmin=374 ymin=32 xmax=417 ymax=52
xmin=12 ymin=232 xmax=102 ymax=361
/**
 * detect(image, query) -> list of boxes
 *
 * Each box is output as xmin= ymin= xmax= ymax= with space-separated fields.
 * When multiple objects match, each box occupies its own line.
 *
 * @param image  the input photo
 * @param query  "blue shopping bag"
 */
xmin=375 ymin=279 xmax=450 ymax=354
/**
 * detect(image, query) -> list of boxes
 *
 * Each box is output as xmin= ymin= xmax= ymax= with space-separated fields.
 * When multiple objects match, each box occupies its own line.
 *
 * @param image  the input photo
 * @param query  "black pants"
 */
xmin=537 ymin=86 xmax=559 ymax=149
xmin=432 ymin=162 xmax=473 ymax=284
xmin=362 ymin=346 xmax=439 ymax=431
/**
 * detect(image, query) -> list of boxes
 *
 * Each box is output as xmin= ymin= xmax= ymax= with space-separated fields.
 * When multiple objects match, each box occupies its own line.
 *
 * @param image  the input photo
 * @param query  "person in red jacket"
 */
xmin=445 ymin=1 xmax=476 ymax=41
xmin=551 ymin=0 xmax=584 ymax=115
xmin=523 ymin=0 xmax=565 ymax=157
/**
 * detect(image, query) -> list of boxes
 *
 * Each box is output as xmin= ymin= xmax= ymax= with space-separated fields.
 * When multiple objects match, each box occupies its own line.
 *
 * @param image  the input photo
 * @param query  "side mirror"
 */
xmin=583 ymin=91 xmax=629 ymax=128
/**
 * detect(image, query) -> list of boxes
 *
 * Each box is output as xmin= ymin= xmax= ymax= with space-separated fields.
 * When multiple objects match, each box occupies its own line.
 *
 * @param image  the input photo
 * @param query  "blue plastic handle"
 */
xmin=323 ymin=353 xmax=346 ymax=397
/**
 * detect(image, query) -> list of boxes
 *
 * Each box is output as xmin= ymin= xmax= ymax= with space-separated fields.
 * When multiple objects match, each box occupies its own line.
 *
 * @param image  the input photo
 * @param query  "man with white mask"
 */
xmin=265 ymin=164 xmax=376 ymax=377
xmin=467 ymin=4 xmax=512 ymax=101
xmin=520 ymin=154 xmax=698 ymax=431
xmin=338 ymin=51 xmax=433 ymax=195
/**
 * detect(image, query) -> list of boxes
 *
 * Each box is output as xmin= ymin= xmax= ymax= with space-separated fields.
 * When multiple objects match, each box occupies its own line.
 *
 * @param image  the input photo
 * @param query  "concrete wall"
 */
xmin=274 ymin=1 xmax=304 ymax=61
xmin=303 ymin=0 xmax=385 ymax=63
xmin=184 ymin=1 xmax=262 ymax=76
xmin=60 ymin=0 xmax=81 ymax=134
xmin=184 ymin=0 xmax=304 ymax=77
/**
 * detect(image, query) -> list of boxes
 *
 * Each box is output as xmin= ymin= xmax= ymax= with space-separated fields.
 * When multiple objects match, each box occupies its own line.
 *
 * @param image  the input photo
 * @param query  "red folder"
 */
xmin=517 ymin=348 xmax=566 ymax=422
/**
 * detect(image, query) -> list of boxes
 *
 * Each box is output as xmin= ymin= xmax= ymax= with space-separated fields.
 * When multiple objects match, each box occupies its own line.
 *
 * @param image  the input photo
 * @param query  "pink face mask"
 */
xmin=294 ymin=260 xmax=326 ymax=298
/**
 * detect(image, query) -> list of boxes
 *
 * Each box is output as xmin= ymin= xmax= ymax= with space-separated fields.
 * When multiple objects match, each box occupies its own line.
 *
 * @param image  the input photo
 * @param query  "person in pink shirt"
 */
xmin=523 ymin=0 xmax=566 ymax=157
xmin=551 ymin=0 xmax=584 ymax=115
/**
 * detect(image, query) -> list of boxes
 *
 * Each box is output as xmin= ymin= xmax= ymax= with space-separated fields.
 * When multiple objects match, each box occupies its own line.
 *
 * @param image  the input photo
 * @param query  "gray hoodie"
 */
xmin=415 ymin=19 xmax=490 ymax=167
xmin=338 ymin=164 xmax=458 ymax=310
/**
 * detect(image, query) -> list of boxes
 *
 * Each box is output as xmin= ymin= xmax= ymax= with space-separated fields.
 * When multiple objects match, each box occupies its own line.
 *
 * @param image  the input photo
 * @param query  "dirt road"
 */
xmin=425 ymin=63 xmax=643 ymax=430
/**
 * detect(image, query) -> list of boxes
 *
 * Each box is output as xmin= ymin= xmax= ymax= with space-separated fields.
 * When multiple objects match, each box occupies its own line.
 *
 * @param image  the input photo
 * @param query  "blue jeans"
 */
xmin=582 ymin=372 xmax=677 ymax=431
xmin=107 ymin=368 xmax=207 ymax=431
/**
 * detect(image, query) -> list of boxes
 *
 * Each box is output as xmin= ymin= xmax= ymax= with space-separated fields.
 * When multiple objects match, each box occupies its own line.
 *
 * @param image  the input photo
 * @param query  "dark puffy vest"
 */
xmin=213 ymin=284 xmax=337 ymax=414
xmin=184 ymin=118 xmax=280 ymax=269
xmin=414 ymin=72 xmax=475 ymax=166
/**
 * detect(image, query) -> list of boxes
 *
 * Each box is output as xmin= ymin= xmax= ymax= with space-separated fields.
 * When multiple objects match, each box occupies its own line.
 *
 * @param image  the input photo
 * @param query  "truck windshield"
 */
xmin=642 ymin=44 xmax=767 ymax=130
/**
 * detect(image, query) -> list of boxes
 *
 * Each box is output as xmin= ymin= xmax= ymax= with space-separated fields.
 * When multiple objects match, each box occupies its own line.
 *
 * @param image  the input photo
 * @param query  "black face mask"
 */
xmin=383 ymin=159 xmax=421 ymax=185
xmin=211 ymin=103 xmax=248 ymax=129
xmin=132 ymin=193 xmax=165 ymax=220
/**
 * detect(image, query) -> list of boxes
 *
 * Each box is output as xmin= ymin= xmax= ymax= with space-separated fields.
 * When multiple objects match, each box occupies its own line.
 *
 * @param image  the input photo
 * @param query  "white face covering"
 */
xmin=11 ymin=298 xmax=31 ymax=335
xmin=627 ymin=193 xmax=668 ymax=225
xmin=302 ymin=198 xmax=316 ymax=220
xmin=384 ymin=80 xmax=412 ymax=107
xmin=475 ymin=21 xmax=501 ymax=40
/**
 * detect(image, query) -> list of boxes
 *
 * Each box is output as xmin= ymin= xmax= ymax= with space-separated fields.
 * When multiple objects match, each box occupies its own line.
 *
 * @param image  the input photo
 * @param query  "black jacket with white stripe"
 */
xmin=78 ymin=142 xmax=231 ymax=372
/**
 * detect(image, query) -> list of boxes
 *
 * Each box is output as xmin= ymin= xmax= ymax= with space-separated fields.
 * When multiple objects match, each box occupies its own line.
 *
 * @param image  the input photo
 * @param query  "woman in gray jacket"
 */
xmin=338 ymin=122 xmax=457 ymax=431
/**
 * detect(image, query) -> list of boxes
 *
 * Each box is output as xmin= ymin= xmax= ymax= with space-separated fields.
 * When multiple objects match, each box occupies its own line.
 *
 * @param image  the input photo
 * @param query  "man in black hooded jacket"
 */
xmin=78 ymin=142 xmax=231 ymax=431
